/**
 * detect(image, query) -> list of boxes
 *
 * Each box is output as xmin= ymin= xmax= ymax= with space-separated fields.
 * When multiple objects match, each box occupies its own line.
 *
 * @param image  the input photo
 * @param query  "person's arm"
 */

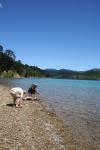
xmin=21 ymin=91 xmax=24 ymax=98
xmin=19 ymin=89 xmax=24 ymax=99
xmin=35 ymin=90 xmax=40 ymax=95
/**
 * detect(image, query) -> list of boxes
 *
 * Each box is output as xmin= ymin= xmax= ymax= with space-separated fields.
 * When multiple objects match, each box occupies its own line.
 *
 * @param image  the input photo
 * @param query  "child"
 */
xmin=28 ymin=84 xmax=39 ymax=100
xmin=10 ymin=87 xmax=26 ymax=108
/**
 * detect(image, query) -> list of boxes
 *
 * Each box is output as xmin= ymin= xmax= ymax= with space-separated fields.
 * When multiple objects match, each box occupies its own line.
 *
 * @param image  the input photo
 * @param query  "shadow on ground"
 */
xmin=6 ymin=103 xmax=15 ymax=107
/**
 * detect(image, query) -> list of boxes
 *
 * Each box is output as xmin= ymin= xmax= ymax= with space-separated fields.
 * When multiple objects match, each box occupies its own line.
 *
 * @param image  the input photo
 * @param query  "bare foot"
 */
xmin=16 ymin=106 xmax=22 ymax=108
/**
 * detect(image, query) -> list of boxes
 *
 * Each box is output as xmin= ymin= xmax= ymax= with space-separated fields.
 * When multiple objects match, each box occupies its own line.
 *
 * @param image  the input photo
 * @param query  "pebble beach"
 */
xmin=0 ymin=85 xmax=70 ymax=150
xmin=0 ymin=84 xmax=99 ymax=150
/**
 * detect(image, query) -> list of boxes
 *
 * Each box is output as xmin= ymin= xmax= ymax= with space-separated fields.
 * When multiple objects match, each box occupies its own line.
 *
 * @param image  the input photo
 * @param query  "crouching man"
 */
xmin=10 ymin=87 xmax=26 ymax=108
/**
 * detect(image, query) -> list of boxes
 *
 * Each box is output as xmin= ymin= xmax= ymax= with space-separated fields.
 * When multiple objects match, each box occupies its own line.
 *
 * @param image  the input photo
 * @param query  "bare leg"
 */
xmin=13 ymin=97 xmax=16 ymax=106
xmin=16 ymin=98 xmax=22 ymax=108
xmin=10 ymin=92 xmax=16 ymax=106
xmin=20 ymin=98 xmax=23 ymax=106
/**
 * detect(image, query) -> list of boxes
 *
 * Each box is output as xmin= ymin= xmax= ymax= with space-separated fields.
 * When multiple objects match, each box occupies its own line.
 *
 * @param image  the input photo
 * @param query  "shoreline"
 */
xmin=0 ymin=84 xmax=70 ymax=149
xmin=0 ymin=84 xmax=99 ymax=150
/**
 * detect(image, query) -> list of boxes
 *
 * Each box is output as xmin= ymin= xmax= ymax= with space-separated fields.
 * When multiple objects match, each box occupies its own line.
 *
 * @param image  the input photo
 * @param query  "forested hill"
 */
xmin=0 ymin=45 xmax=46 ymax=78
xmin=0 ymin=45 xmax=100 ymax=80
xmin=43 ymin=68 xmax=100 ymax=80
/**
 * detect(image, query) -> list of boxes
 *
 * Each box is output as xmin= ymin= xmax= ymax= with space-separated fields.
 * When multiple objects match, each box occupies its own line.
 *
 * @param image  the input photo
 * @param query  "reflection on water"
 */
xmin=0 ymin=78 xmax=100 ymax=149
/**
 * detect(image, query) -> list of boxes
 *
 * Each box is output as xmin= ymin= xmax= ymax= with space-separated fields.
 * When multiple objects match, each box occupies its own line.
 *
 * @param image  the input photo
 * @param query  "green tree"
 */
xmin=0 ymin=45 xmax=3 ymax=52
xmin=5 ymin=49 xmax=16 ymax=60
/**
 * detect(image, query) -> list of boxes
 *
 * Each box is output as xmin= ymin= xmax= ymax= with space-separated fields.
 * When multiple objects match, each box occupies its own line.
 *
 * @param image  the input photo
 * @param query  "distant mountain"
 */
xmin=44 ymin=68 xmax=78 ymax=79
xmin=43 ymin=68 xmax=100 ymax=80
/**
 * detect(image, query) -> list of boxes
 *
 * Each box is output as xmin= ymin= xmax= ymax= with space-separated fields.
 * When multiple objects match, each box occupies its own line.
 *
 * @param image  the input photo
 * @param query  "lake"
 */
xmin=0 ymin=78 xmax=100 ymax=149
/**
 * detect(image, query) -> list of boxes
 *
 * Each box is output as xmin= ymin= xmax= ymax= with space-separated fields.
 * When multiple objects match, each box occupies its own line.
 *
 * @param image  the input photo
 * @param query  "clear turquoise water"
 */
xmin=0 ymin=78 xmax=100 ymax=147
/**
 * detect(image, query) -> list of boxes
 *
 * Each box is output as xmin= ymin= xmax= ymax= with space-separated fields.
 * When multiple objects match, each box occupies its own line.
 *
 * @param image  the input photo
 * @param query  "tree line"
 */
xmin=0 ymin=45 xmax=100 ymax=80
xmin=0 ymin=45 xmax=46 ymax=78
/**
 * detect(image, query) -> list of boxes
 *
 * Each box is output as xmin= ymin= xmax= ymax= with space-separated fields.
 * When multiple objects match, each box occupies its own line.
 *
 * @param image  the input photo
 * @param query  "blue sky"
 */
xmin=0 ymin=0 xmax=100 ymax=71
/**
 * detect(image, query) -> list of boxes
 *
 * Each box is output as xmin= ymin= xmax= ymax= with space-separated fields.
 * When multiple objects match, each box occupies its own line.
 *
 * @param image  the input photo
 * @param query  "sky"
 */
xmin=0 ymin=0 xmax=100 ymax=71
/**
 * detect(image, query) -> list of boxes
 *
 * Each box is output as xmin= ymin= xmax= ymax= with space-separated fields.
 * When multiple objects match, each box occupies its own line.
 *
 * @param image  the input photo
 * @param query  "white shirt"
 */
xmin=10 ymin=87 xmax=24 ymax=98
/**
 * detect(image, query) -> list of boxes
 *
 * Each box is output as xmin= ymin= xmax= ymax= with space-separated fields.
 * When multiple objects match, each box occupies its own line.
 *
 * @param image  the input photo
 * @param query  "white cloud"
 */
xmin=0 ymin=3 xmax=3 ymax=8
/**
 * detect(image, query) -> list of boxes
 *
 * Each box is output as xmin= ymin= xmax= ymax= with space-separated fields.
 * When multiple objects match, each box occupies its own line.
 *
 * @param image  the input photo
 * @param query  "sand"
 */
xmin=0 ymin=84 xmax=99 ymax=150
